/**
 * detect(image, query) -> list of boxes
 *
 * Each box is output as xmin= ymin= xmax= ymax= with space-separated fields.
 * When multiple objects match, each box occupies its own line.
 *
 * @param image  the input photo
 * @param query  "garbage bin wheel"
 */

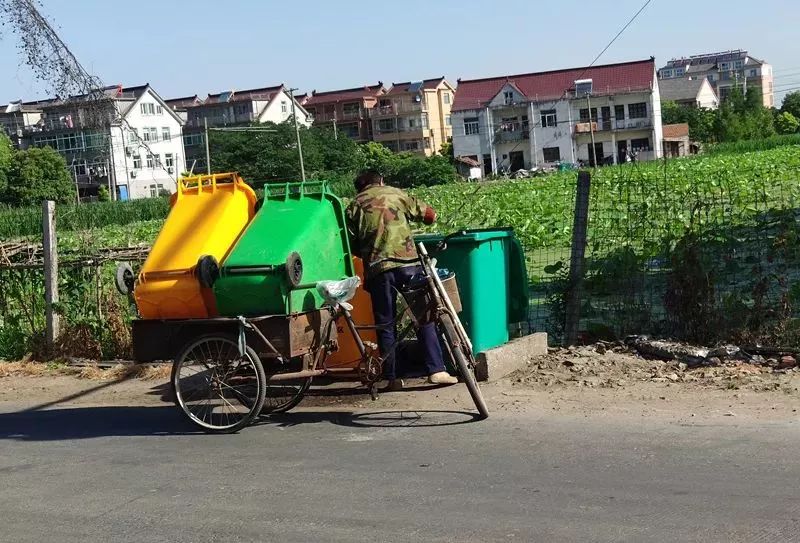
xmin=114 ymin=262 xmax=136 ymax=295
xmin=196 ymin=255 xmax=220 ymax=289
xmin=285 ymin=251 xmax=303 ymax=288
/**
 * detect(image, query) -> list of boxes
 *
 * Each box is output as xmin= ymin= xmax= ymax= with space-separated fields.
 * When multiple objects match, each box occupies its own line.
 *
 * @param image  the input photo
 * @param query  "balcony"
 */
xmin=370 ymin=102 xmax=425 ymax=117
xmin=575 ymin=118 xmax=652 ymax=134
xmin=373 ymin=124 xmax=428 ymax=137
xmin=495 ymin=130 xmax=529 ymax=143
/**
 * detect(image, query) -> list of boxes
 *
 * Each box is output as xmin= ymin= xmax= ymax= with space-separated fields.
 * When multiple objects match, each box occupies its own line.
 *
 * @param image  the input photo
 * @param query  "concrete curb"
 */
xmin=475 ymin=332 xmax=548 ymax=382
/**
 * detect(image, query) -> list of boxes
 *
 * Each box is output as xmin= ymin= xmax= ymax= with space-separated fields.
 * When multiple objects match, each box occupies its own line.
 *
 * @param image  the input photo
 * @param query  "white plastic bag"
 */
xmin=316 ymin=276 xmax=361 ymax=310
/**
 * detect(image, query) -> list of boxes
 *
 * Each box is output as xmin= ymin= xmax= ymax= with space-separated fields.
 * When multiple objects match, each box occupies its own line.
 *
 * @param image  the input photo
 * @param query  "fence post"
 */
xmin=43 ymin=200 xmax=60 ymax=346
xmin=564 ymin=171 xmax=591 ymax=346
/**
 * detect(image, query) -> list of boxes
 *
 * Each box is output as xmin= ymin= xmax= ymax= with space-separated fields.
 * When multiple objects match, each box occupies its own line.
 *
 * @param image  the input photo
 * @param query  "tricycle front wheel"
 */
xmin=172 ymin=334 xmax=266 ymax=433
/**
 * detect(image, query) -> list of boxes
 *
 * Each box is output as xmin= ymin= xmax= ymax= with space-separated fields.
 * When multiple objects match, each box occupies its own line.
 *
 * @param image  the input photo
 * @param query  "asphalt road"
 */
xmin=0 ymin=404 xmax=798 ymax=543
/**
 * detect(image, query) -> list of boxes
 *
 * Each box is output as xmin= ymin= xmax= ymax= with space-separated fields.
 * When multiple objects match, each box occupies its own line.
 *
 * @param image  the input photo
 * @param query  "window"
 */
xmin=281 ymin=101 xmax=288 ymax=113
xmin=749 ymin=69 xmax=758 ymax=77
xmin=721 ymin=72 xmax=731 ymax=81
xmin=424 ymin=137 xmax=431 ymax=149
xmin=614 ymin=105 xmax=625 ymax=120
xmin=140 ymin=103 xmax=155 ymax=115
xmin=443 ymin=93 xmax=451 ymax=104
xmin=403 ymin=140 xmax=421 ymax=151
xmin=675 ymin=68 xmax=685 ymax=77
xmin=734 ymin=60 xmax=744 ymax=69
xmin=156 ymin=104 xmax=163 ymax=115
xmin=234 ymin=104 xmax=248 ymax=116
xmin=631 ymin=138 xmax=650 ymax=151
xmin=132 ymin=154 xmax=142 ymax=169
xmin=628 ymin=103 xmax=647 ymax=119
xmin=707 ymin=73 xmax=715 ymax=82
xmin=540 ymin=109 xmax=557 ymax=128
xmin=445 ymin=115 xmax=451 ymax=126
xmin=464 ymin=117 xmax=479 ymax=136
xmin=161 ymin=127 xmax=170 ymax=141
xmin=720 ymin=62 xmax=730 ymax=71
xmin=127 ymin=129 xmax=139 ymax=143
xmin=579 ymin=108 xmax=597 ymax=123
xmin=501 ymin=117 xmax=517 ymax=132
xmin=146 ymin=154 xmax=154 ymax=168
xmin=378 ymin=118 xmax=395 ymax=131
xmin=661 ymin=69 xmax=673 ymax=78
xmin=408 ymin=118 xmax=417 ymax=128
xmin=140 ymin=103 xmax=147 ymax=115
xmin=503 ymin=91 xmax=514 ymax=105
xmin=153 ymin=154 xmax=161 ymax=166
xmin=142 ymin=127 xmax=158 ymax=142
xmin=149 ymin=184 xmax=164 ymax=198
xmin=165 ymin=153 xmax=174 ymax=168
xmin=543 ymin=147 xmax=561 ymax=162
xmin=184 ymin=133 xmax=204 ymax=146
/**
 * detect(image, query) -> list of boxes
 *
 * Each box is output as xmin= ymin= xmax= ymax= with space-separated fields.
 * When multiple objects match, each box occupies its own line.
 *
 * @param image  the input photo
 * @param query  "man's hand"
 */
xmin=423 ymin=206 xmax=437 ymax=225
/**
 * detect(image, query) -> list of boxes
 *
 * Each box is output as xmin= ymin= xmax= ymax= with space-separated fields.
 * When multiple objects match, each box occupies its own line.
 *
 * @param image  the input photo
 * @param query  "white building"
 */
xmin=451 ymin=59 xmax=664 ymax=174
xmin=179 ymin=84 xmax=311 ymax=173
xmin=658 ymin=78 xmax=719 ymax=109
xmin=10 ymin=84 xmax=185 ymax=200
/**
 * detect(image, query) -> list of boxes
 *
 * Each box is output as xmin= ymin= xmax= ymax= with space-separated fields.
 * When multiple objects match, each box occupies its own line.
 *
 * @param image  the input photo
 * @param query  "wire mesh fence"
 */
xmin=529 ymin=161 xmax=800 ymax=348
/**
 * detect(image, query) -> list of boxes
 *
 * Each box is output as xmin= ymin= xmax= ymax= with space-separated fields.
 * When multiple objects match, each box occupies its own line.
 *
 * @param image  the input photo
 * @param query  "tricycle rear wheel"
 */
xmin=172 ymin=334 xmax=266 ymax=433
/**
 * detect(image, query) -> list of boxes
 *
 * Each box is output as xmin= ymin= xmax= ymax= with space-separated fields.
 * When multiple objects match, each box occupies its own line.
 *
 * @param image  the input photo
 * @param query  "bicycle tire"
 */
xmin=439 ymin=314 xmax=489 ymax=419
xmin=172 ymin=334 xmax=266 ymax=434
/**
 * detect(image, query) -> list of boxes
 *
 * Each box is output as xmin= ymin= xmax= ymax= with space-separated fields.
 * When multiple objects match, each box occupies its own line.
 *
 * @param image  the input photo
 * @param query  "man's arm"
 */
xmin=403 ymin=193 xmax=437 ymax=225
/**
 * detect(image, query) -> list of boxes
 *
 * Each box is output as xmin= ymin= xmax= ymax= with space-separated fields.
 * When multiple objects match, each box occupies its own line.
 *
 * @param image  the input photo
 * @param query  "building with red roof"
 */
xmin=304 ymin=83 xmax=385 ymax=141
xmin=371 ymin=77 xmax=455 ymax=156
xmin=451 ymin=58 xmax=663 ymax=176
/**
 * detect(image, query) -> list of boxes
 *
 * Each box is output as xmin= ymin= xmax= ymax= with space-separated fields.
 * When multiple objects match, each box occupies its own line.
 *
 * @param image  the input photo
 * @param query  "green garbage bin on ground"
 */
xmin=415 ymin=228 xmax=529 ymax=354
xmin=213 ymin=181 xmax=353 ymax=316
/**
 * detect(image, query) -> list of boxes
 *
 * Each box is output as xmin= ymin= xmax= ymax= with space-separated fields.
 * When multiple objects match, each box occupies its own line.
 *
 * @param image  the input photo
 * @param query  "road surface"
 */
xmin=1 ymin=397 xmax=798 ymax=542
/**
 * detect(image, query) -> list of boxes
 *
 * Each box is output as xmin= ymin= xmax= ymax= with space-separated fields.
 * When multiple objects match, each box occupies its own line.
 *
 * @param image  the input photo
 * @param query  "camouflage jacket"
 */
xmin=345 ymin=184 xmax=434 ymax=278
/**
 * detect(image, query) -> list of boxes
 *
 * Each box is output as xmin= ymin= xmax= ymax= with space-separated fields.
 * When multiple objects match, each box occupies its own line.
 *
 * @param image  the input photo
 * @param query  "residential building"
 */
xmin=658 ymin=50 xmax=773 ymax=107
xmin=165 ymin=95 xmax=202 ymax=123
xmin=451 ymin=58 xmax=663 ymax=175
xmin=304 ymin=83 xmax=385 ymax=141
xmin=371 ymin=78 xmax=455 ymax=155
xmin=182 ymin=84 xmax=310 ymax=173
xmin=662 ymin=123 xmax=691 ymax=157
xmin=659 ymin=78 xmax=718 ymax=109
xmin=0 ymin=99 xmax=50 ymax=147
xmin=11 ymin=84 xmax=185 ymax=200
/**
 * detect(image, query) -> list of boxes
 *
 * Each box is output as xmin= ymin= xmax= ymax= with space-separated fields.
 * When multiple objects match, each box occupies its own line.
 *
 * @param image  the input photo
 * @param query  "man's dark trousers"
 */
xmin=366 ymin=265 xmax=445 ymax=380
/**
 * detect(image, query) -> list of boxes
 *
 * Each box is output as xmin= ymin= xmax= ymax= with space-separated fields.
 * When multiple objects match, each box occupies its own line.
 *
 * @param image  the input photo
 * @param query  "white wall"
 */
xmin=696 ymin=81 xmax=719 ymax=109
xmin=258 ymin=89 xmax=312 ymax=126
xmin=114 ymin=88 xmax=185 ymax=200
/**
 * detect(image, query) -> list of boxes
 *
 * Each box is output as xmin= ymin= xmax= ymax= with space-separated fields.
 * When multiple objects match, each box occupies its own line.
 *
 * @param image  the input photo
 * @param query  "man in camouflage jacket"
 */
xmin=346 ymin=170 xmax=458 ymax=389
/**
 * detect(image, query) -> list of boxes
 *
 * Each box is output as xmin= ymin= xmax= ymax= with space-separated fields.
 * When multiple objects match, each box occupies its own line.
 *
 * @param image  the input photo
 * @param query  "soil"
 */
xmin=2 ymin=343 xmax=799 ymax=425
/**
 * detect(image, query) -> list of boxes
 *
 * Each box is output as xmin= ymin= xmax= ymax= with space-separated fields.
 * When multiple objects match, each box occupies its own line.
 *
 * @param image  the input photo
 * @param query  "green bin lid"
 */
xmin=416 ymin=228 xmax=513 ymax=244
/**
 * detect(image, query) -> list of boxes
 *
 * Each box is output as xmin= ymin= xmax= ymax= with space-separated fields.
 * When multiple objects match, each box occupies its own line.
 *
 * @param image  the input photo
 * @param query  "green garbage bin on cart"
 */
xmin=415 ymin=228 xmax=528 ymax=354
xmin=212 ymin=181 xmax=354 ymax=316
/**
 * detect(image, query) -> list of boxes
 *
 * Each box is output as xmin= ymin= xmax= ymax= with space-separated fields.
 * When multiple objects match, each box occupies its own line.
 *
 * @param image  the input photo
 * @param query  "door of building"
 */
xmin=509 ymin=151 xmax=525 ymax=172
xmin=617 ymin=140 xmax=628 ymax=163
xmin=587 ymin=143 xmax=604 ymax=166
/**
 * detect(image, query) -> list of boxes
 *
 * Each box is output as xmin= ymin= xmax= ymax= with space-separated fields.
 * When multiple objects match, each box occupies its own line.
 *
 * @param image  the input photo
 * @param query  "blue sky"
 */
xmin=1 ymin=0 xmax=798 ymax=105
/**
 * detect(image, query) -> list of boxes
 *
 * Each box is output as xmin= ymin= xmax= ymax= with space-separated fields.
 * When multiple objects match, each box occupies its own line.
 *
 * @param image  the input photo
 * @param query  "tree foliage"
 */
xmin=661 ymin=86 xmax=776 ymax=144
xmin=781 ymin=91 xmax=800 ymax=119
xmin=0 ymin=132 xmax=13 ymax=196
xmin=3 ymin=146 xmax=75 ymax=206
xmin=210 ymin=122 xmax=459 ymax=192
xmin=775 ymin=111 xmax=800 ymax=135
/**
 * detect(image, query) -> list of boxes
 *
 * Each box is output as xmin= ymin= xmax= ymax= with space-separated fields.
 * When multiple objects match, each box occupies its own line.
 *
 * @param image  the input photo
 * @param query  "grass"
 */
xmin=705 ymin=133 xmax=800 ymax=155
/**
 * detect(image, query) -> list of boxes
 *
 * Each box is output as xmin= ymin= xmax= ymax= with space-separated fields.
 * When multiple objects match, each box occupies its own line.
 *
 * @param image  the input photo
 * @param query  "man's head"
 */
xmin=354 ymin=170 xmax=384 ymax=193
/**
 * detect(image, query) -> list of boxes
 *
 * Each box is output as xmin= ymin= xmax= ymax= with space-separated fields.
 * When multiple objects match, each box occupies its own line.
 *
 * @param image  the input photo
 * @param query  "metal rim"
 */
xmin=173 ymin=335 xmax=264 ymax=432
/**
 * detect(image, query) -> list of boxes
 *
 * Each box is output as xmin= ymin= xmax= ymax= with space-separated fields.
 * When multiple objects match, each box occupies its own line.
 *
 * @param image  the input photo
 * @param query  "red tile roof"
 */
xmin=205 ymin=85 xmax=284 ymax=104
xmin=305 ymin=83 xmax=385 ymax=106
xmin=662 ymin=123 xmax=689 ymax=139
xmin=386 ymin=77 xmax=446 ymax=95
xmin=452 ymin=59 xmax=656 ymax=112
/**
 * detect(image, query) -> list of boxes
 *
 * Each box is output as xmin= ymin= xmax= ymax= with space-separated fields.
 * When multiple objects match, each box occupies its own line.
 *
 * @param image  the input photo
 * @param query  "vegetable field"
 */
xmin=1 ymin=146 xmax=799 ymax=359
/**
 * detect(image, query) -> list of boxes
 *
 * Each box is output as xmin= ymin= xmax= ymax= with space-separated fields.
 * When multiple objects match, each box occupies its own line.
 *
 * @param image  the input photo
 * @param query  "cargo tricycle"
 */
xmin=122 ymin=174 xmax=487 ymax=433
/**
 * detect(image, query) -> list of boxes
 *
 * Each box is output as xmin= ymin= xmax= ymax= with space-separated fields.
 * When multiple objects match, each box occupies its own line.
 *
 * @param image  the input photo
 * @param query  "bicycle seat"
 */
xmin=316 ymin=277 xmax=361 ymax=309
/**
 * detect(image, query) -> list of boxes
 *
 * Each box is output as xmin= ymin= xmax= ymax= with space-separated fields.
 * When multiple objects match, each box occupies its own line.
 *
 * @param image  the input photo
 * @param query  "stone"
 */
xmin=475 ymin=332 xmax=548 ymax=382
xmin=778 ymin=355 xmax=797 ymax=369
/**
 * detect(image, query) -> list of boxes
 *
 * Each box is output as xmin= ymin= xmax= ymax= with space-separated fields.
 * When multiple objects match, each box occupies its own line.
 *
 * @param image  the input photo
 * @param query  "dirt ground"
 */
xmin=1 ymin=344 xmax=798 ymax=423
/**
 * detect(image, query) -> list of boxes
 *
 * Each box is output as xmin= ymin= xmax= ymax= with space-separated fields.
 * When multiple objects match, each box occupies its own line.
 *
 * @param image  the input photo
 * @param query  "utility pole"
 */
xmin=332 ymin=112 xmax=338 ymax=140
xmin=587 ymin=94 xmax=598 ymax=167
xmin=204 ymin=117 xmax=211 ymax=174
xmin=289 ymin=87 xmax=306 ymax=182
